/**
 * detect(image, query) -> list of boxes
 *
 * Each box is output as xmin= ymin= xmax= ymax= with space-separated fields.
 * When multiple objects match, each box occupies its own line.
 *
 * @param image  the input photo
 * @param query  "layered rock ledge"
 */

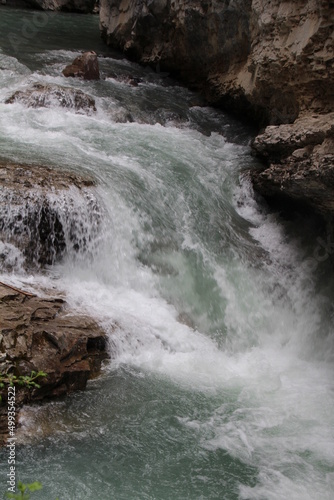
xmin=251 ymin=113 xmax=334 ymax=218
xmin=0 ymin=161 xmax=103 ymax=267
xmin=0 ymin=283 xmax=109 ymax=445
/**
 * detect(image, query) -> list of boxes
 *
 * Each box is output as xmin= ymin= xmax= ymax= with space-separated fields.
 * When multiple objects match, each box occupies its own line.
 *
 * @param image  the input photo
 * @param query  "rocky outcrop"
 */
xmin=100 ymin=1 xmax=252 ymax=108
xmin=251 ymin=114 xmax=334 ymax=217
xmin=62 ymin=51 xmax=100 ymax=80
xmin=0 ymin=283 xmax=109 ymax=445
xmin=0 ymin=161 xmax=103 ymax=267
xmin=6 ymin=83 xmax=96 ymax=114
xmin=99 ymin=1 xmax=334 ymax=216
xmin=100 ymin=0 xmax=334 ymax=125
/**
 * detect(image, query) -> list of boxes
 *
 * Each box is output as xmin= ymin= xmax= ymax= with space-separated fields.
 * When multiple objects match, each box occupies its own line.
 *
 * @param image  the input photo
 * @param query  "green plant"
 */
xmin=0 ymin=371 xmax=47 ymax=402
xmin=5 ymin=481 xmax=42 ymax=500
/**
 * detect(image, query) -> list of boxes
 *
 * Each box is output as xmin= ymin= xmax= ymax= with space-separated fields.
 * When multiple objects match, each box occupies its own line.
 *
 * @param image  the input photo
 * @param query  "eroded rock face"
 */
xmin=100 ymin=1 xmax=251 ymax=98
xmin=252 ymin=114 xmax=334 ymax=163
xmin=0 ymin=161 xmax=103 ymax=267
xmin=6 ymin=83 xmax=96 ymax=115
xmin=99 ymin=0 xmax=334 ymax=125
xmin=251 ymin=114 xmax=334 ymax=216
xmin=62 ymin=51 xmax=100 ymax=80
xmin=0 ymin=283 xmax=110 ymax=445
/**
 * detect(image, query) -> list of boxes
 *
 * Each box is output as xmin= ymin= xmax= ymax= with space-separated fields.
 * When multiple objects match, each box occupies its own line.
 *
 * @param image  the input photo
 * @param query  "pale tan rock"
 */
xmin=251 ymin=115 xmax=334 ymax=216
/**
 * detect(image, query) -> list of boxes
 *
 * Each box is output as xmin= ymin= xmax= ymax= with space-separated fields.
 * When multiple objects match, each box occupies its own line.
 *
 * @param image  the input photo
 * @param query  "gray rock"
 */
xmin=251 ymin=114 xmax=334 ymax=217
xmin=6 ymin=83 xmax=96 ymax=114
xmin=99 ymin=0 xmax=334 ymax=125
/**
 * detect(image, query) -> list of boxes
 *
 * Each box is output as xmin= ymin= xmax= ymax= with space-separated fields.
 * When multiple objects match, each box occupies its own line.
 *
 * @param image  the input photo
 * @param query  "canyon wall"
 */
xmin=100 ymin=0 xmax=334 ymax=216
xmin=100 ymin=0 xmax=334 ymax=125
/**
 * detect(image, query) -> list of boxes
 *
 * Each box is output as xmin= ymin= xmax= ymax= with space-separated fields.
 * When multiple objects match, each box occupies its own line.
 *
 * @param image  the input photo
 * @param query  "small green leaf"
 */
xmin=27 ymin=482 xmax=42 ymax=492
xmin=18 ymin=481 xmax=26 ymax=492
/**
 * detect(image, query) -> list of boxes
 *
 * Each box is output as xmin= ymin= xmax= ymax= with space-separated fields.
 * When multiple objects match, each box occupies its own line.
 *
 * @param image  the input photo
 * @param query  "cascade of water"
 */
xmin=0 ymin=8 xmax=333 ymax=500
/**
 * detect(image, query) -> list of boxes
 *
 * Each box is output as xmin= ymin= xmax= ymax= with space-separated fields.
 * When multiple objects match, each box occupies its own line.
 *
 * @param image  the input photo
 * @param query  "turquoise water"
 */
xmin=0 ymin=7 xmax=334 ymax=500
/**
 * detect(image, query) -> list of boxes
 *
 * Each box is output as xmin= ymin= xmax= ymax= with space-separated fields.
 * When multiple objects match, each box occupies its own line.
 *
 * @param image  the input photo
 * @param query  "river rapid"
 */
xmin=0 ymin=7 xmax=334 ymax=500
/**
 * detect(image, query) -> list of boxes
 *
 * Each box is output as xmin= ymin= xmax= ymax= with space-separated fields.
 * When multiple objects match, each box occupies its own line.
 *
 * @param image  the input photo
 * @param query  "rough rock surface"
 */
xmin=6 ymin=83 xmax=96 ymax=114
xmin=0 ymin=283 xmax=109 ymax=445
xmin=99 ymin=0 xmax=334 ymax=216
xmin=100 ymin=0 xmax=334 ymax=125
xmin=251 ymin=113 xmax=334 ymax=216
xmin=0 ymin=161 xmax=102 ymax=267
xmin=62 ymin=51 xmax=100 ymax=80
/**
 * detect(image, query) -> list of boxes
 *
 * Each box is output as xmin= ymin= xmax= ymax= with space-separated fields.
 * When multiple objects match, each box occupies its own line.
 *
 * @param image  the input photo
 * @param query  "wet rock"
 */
xmin=251 ymin=114 xmax=334 ymax=217
xmin=62 ymin=51 xmax=100 ymax=80
xmin=0 ymin=161 xmax=103 ymax=267
xmin=6 ymin=83 xmax=96 ymax=114
xmin=100 ymin=0 xmax=334 ymax=125
xmin=117 ymin=74 xmax=143 ymax=87
xmin=0 ymin=283 xmax=110 ymax=446
xmin=252 ymin=114 xmax=334 ymax=162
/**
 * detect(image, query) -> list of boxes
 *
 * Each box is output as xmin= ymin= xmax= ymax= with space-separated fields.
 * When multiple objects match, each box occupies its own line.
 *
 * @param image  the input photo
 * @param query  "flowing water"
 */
xmin=0 ymin=7 xmax=334 ymax=500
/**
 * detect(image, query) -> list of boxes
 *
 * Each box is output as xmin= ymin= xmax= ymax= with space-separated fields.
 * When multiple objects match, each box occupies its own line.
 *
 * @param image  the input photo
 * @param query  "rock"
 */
xmin=62 ymin=51 xmax=100 ymax=80
xmin=6 ymin=83 xmax=96 ymax=115
xmin=250 ymin=114 xmax=334 ymax=217
xmin=117 ymin=74 xmax=143 ymax=87
xmin=0 ymin=283 xmax=110 ymax=446
xmin=252 ymin=114 xmax=334 ymax=162
xmin=0 ymin=161 xmax=103 ymax=267
xmin=99 ymin=0 xmax=334 ymax=125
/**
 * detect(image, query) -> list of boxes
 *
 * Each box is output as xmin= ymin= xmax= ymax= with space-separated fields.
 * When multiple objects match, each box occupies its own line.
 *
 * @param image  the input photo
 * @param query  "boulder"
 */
xmin=0 ymin=161 xmax=102 ymax=267
xmin=62 ymin=51 xmax=100 ymax=80
xmin=6 ymin=83 xmax=96 ymax=114
xmin=0 ymin=283 xmax=110 ymax=445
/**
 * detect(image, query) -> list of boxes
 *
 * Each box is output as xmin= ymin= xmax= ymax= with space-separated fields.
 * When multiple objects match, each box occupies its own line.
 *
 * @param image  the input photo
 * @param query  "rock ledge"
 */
xmin=0 ymin=283 xmax=109 ymax=445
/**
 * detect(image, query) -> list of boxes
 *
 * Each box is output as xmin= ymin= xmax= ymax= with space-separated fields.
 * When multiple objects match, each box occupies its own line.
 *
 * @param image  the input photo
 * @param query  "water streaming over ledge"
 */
xmin=0 ymin=7 xmax=334 ymax=500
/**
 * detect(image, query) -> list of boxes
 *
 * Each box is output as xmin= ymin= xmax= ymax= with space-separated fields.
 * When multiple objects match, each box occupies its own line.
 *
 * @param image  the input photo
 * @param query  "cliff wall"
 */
xmin=100 ymin=0 xmax=334 ymax=125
